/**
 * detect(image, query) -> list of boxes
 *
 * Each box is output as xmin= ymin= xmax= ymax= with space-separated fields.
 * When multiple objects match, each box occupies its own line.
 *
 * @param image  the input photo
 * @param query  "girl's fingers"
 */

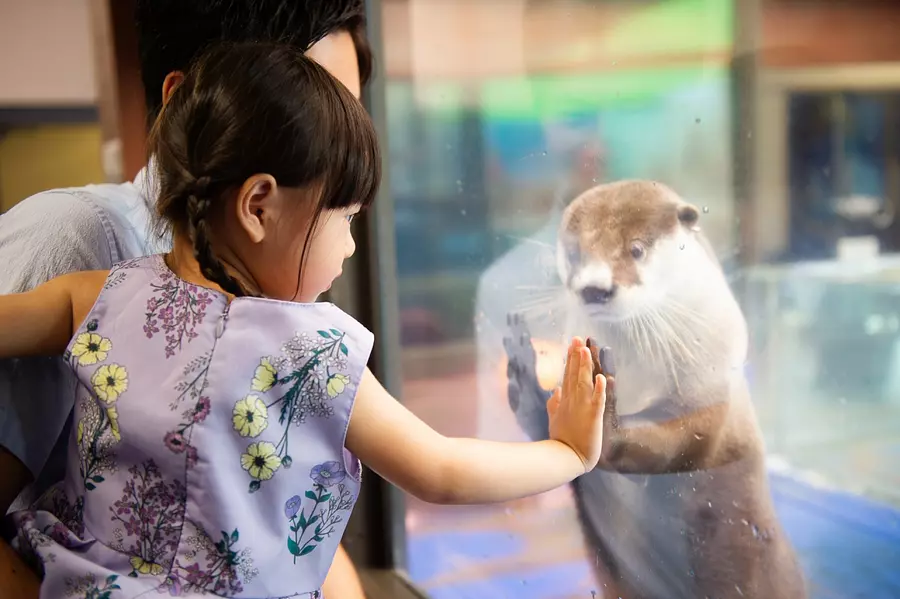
xmin=592 ymin=374 xmax=607 ymax=408
xmin=561 ymin=340 xmax=578 ymax=401
xmin=579 ymin=347 xmax=594 ymax=392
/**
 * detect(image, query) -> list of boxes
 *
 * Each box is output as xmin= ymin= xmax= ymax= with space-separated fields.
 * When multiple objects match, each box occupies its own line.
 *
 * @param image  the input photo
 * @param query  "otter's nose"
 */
xmin=581 ymin=285 xmax=618 ymax=305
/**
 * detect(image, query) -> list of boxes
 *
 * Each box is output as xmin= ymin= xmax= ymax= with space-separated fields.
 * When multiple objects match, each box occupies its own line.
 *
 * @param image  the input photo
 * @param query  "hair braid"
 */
xmin=185 ymin=176 xmax=250 ymax=297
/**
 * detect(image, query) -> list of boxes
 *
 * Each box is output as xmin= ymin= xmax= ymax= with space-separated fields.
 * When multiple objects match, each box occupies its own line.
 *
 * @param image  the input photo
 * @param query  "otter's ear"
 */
xmin=677 ymin=204 xmax=700 ymax=227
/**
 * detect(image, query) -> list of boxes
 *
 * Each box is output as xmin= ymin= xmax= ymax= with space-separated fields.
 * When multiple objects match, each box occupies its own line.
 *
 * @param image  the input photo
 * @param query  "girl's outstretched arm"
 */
xmin=345 ymin=338 xmax=607 ymax=505
xmin=0 ymin=271 xmax=106 ymax=359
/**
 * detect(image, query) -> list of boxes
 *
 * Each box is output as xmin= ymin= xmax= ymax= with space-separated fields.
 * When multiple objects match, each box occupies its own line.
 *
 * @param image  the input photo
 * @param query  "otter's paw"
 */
xmin=504 ymin=312 xmax=552 ymax=441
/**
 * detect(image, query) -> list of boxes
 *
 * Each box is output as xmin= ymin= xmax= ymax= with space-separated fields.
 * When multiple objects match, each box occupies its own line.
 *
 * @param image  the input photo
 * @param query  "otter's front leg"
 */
xmin=585 ymin=342 xmax=747 ymax=475
xmin=503 ymin=313 xmax=553 ymax=442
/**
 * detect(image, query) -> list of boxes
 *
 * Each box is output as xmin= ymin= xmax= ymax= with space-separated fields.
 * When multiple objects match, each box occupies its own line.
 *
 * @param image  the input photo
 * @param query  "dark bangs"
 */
xmin=314 ymin=76 xmax=381 ymax=213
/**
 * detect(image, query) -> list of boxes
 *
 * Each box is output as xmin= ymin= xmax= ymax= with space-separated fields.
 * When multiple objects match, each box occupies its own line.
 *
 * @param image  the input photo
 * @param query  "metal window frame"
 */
xmin=752 ymin=63 xmax=900 ymax=262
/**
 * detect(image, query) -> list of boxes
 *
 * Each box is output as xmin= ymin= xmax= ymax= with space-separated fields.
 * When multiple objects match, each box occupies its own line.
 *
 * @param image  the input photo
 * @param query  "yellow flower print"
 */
xmin=71 ymin=333 xmax=112 ymax=366
xmin=240 ymin=442 xmax=281 ymax=481
xmin=91 ymin=364 xmax=128 ymax=403
xmin=251 ymin=358 xmax=277 ymax=392
xmin=106 ymin=406 xmax=121 ymax=441
xmin=129 ymin=555 xmax=164 ymax=576
xmin=326 ymin=373 xmax=351 ymax=398
xmin=232 ymin=395 xmax=269 ymax=438
xmin=76 ymin=420 xmax=84 ymax=444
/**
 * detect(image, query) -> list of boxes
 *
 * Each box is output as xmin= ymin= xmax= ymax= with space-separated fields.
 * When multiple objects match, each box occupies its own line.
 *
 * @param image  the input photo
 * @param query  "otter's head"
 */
xmin=558 ymin=180 xmax=712 ymax=322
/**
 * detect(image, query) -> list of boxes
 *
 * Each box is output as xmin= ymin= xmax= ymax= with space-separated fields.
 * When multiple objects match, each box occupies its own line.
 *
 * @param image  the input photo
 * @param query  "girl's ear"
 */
xmin=234 ymin=174 xmax=278 ymax=244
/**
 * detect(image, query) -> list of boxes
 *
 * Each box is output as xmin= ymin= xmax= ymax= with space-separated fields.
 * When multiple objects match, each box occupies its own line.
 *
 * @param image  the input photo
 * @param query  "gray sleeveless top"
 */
xmin=10 ymin=255 xmax=374 ymax=598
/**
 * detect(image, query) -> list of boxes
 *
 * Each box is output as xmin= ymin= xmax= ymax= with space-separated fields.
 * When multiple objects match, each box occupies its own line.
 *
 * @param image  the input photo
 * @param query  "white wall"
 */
xmin=0 ymin=0 xmax=97 ymax=105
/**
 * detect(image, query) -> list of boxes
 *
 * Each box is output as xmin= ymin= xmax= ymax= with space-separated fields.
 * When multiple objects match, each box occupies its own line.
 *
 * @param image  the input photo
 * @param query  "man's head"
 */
xmin=135 ymin=0 xmax=372 ymax=122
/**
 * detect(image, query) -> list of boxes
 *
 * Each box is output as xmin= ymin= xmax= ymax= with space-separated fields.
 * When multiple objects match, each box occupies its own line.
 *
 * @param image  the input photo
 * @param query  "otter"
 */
xmin=504 ymin=180 xmax=807 ymax=599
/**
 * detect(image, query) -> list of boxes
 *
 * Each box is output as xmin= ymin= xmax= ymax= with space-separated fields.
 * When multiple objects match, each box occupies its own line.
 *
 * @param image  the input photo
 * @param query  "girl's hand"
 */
xmin=547 ymin=337 xmax=607 ymax=473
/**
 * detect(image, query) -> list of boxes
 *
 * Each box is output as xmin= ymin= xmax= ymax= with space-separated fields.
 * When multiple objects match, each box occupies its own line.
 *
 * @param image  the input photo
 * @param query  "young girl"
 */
xmin=1 ymin=42 xmax=607 ymax=598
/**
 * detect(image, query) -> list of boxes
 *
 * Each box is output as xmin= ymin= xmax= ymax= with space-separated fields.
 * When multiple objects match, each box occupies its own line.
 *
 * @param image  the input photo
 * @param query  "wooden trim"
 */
xmin=87 ymin=0 xmax=146 ymax=183
xmin=760 ymin=63 xmax=900 ymax=91
xmin=359 ymin=569 xmax=428 ymax=599
xmin=0 ymin=107 xmax=98 ymax=127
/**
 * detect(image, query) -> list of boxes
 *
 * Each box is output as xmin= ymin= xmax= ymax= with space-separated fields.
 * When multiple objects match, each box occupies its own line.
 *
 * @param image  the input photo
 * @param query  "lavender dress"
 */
xmin=10 ymin=255 xmax=374 ymax=598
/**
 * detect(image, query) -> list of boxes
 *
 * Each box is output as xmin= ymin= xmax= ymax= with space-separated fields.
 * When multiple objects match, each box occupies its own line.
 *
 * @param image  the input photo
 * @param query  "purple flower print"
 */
xmin=144 ymin=274 xmax=214 ymax=358
xmin=186 ymin=445 xmax=199 ymax=469
xmin=309 ymin=461 xmax=346 ymax=488
xmin=164 ymin=432 xmax=187 ymax=453
xmin=192 ymin=397 xmax=211 ymax=422
xmin=284 ymin=495 xmax=302 ymax=519
xmin=109 ymin=461 xmax=186 ymax=577
xmin=285 ymin=472 xmax=356 ymax=562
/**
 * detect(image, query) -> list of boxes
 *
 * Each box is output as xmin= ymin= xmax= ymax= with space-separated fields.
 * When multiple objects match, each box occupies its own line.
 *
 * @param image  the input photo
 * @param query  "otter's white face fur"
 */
xmin=557 ymin=180 xmax=721 ymax=324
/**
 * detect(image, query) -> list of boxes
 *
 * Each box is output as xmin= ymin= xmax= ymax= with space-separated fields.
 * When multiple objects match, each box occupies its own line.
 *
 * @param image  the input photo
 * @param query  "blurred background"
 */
xmin=2 ymin=0 xmax=900 ymax=598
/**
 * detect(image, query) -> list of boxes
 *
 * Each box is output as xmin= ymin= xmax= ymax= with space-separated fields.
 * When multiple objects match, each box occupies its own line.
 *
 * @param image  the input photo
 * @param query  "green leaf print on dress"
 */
xmin=233 ymin=329 xmax=355 ymax=492
xmin=65 ymin=319 xmax=128 ymax=492
xmin=284 ymin=461 xmax=356 ymax=562
xmin=159 ymin=526 xmax=259 ymax=596
xmin=65 ymin=573 xmax=121 ymax=598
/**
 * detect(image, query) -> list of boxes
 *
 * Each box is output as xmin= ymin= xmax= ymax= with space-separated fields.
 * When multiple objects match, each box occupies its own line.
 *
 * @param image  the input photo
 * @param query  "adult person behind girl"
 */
xmin=1 ymin=42 xmax=608 ymax=598
xmin=0 ymin=2 xmax=371 ymax=596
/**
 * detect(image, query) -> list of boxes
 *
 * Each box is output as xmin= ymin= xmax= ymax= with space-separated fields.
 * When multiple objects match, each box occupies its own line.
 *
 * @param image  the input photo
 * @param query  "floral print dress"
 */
xmin=10 ymin=255 xmax=374 ymax=599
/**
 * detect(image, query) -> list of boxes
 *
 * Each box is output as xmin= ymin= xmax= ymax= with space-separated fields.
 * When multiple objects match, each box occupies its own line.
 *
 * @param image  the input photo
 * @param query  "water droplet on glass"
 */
xmin=708 ymin=500 xmax=713 ymax=508
xmin=695 ymin=118 xmax=701 ymax=124
xmin=460 ymin=209 xmax=467 ymax=216
xmin=702 ymin=206 xmax=709 ymax=213
xmin=679 ymin=243 xmax=685 ymax=250
xmin=541 ymin=150 xmax=548 ymax=156
xmin=735 ymin=585 xmax=744 ymax=596
xmin=693 ymin=433 xmax=703 ymax=440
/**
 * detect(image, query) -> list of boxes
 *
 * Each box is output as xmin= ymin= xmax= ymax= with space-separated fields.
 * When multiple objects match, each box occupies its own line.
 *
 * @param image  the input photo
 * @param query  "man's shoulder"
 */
xmin=0 ymin=180 xmax=155 ymax=293
xmin=2 ymin=181 xmax=143 ymax=229
xmin=6 ymin=180 xmax=143 ymax=219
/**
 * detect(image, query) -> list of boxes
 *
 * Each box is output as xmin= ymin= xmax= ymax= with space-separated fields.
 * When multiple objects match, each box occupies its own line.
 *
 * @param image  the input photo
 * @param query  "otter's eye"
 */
xmin=630 ymin=242 xmax=646 ymax=260
xmin=565 ymin=244 xmax=581 ymax=266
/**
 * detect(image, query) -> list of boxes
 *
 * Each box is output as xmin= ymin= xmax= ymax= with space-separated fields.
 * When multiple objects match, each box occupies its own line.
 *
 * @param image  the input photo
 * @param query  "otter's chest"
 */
xmin=564 ymin=319 xmax=671 ymax=414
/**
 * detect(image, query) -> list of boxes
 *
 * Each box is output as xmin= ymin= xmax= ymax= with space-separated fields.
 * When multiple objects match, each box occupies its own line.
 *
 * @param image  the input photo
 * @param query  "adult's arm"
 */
xmin=0 ymin=190 xmax=114 ymax=478
xmin=0 ymin=191 xmax=115 ymax=598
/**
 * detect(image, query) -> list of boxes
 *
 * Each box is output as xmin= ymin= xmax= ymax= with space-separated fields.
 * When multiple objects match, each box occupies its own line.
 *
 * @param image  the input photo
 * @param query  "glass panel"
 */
xmin=377 ymin=1 xmax=900 ymax=597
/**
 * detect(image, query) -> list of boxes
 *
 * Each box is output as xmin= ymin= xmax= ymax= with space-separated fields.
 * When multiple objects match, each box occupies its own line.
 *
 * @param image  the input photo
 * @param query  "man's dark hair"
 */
xmin=135 ymin=0 xmax=372 ymax=123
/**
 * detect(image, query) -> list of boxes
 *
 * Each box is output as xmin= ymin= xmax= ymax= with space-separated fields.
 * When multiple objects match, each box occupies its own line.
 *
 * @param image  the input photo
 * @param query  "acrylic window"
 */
xmin=366 ymin=0 xmax=900 ymax=597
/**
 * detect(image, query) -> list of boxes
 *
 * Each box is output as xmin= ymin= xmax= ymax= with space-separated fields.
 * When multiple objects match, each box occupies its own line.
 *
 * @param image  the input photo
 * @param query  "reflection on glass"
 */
xmin=379 ymin=0 xmax=900 ymax=597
